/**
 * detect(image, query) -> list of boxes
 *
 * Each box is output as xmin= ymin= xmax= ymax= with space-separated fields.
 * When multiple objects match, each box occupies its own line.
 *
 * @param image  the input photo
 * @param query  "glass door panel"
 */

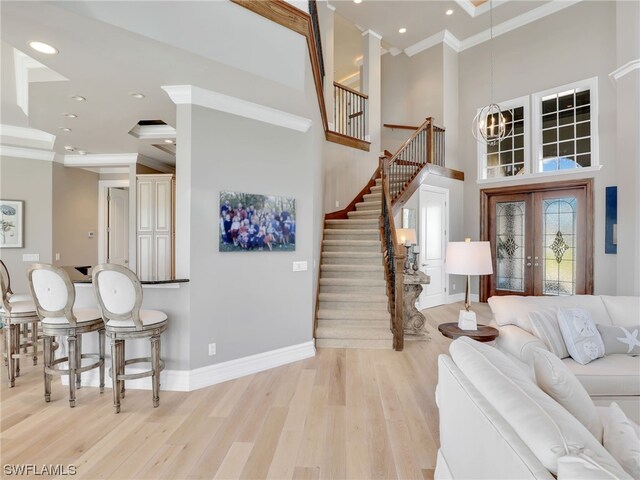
xmin=495 ymin=201 xmax=526 ymax=292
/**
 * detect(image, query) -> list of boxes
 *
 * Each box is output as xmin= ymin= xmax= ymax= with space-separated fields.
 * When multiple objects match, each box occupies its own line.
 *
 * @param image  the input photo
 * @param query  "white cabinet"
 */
xmin=136 ymin=174 xmax=175 ymax=281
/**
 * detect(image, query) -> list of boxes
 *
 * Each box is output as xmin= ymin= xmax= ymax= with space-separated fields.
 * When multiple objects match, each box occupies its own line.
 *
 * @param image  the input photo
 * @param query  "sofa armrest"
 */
xmin=495 ymin=325 xmax=548 ymax=365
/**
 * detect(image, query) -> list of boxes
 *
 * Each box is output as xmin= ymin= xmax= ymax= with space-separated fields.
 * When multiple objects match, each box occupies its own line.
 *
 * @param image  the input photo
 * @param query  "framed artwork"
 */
xmin=0 ymin=200 xmax=23 ymax=248
xmin=605 ymin=186 xmax=617 ymax=254
xmin=219 ymin=191 xmax=296 ymax=252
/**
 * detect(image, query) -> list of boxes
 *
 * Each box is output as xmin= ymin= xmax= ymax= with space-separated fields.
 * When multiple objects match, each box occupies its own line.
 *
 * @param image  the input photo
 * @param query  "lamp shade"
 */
xmin=445 ymin=241 xmax=493 ymax=275
xmin=396 ymin=228 xmax=417 ymax=246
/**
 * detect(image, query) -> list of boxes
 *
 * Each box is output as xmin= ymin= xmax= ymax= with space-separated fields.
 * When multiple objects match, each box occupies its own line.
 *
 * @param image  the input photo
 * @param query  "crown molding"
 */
xmin=404 ymin=0 xmax=582 ymax=57
xmin=128 ymin=124 xmax=177 ymax=140
xmin=138 ymin=154 xmax=176 ymax=173
xmin=0 ymin=124 xmax=56 ymax=150
xmin=162 ymin=85 xmax=313 ymax=133
xmin=362 ymin=29 xmax=383 ymax=40
xmin=13 ymin=49 xmax=68 ymax=117
xmin=389 ymin=47 xmax=402 ymax=57
xmin=609 ymin=59 xmax=640 ymax=82
xmin=454 ymin=0 xmax=509 ymax=18
xmin=0 ymin=145 xmax=56 ymax=162
xmin=63 ymin=153 xmax=138 ymax=167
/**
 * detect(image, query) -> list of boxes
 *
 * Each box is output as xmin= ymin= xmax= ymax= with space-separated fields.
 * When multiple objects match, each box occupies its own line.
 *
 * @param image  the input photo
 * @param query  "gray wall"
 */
xmin=457 ymin=0 xmax=618 ymax=295
xmin=52 ymin=163 xmax=99 ymax=268
xmin=0 ymin=156 xmax=52 ymax=293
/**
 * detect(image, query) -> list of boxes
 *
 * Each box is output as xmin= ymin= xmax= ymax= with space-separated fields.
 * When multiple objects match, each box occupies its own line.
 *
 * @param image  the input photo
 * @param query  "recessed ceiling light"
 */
xmin=59 ymin=127 xmax=72 ymax=132
xmin=164 ymin=139 xmax=174 ymax=144
xmin=63 ymin=113 xmax=77 ymax=118
xmin=76 ymin=150 xmax=87 ymax=155
xmin=446 ymin=9 xmax=454 ymax=15
xmin=353 ymin=0 xmax=362 ymax=3
xmin=71 ymin=95 xmax=86 ymax=101
xmin=399 ymin=27 xmax=407 ymax=34
xmin=130 ymin=92 xmax=145 ymax=99
xmin=29 ymin=41 xmax=58 ymax=55
xmin=64 ymin=145 xmax=75 ymax=152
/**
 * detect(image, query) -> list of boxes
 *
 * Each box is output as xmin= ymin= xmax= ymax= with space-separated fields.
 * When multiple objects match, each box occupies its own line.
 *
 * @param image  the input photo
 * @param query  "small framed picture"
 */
xmin=0 ymin=200 xmax=24 ymax=248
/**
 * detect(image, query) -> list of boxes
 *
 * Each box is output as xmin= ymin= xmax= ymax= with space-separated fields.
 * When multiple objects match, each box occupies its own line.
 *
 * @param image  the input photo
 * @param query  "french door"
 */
xmin=480 ymin=180 xmax=593 ymax=301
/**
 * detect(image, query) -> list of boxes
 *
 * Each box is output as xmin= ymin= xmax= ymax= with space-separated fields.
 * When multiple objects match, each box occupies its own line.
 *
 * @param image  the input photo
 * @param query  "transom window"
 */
xmin=478 ymin=78 xmax=598 ymax=182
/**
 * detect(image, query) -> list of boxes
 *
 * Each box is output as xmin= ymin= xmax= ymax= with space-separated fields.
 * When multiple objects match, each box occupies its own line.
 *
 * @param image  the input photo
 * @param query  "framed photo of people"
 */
xmin=219 ymin=191 xmax=296 ymax=252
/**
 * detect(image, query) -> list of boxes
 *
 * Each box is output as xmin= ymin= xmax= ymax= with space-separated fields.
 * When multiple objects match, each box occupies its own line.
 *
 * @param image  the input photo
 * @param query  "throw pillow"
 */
xmin=602 ymin=402 xmax=640 ymax=478
xmin=532 ymin=348 xmax=602 ymax=441
xmin=557 ymin=308 xmax=605 ymax=365
xmin=596 ymin=324 xmax=640 ymax=355
xmin=529 ymin=309 xmax=570 ymax=358
xmin=557 ymin=454 xmax=633 ymax=480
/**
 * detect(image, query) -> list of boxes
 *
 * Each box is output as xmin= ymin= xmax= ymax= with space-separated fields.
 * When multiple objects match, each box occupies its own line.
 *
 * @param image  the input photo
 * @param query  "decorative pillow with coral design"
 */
xmin=557 ymin=308 xmax=605 ymax=365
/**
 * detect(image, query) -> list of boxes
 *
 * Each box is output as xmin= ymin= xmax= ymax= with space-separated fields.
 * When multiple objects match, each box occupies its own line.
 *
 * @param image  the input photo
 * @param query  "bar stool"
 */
xmin=1 ymin=273 xmax=39 ymax=387
xmin=92 ymin=264 xmax=168 ymax=413
xmin=0 ymin=260 xmax=39 ymax=366
xmin=27 ymin=263 xmax=105 ymax=407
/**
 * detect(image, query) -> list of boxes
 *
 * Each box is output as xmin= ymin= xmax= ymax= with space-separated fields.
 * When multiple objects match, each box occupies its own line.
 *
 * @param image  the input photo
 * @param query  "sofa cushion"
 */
xmin=532 ymin=348 xmax=602 ymax=442
xmin=530 ymin=308 xmax=570 ymax=358
xmin=562 ymin=355 xmax=640 ymax=397
xmin=597 ymin=324 xmax=640 ymax=355
xmin=557 ymin=454 xmax=632 ymax=480
xmin=557 ymin=308 xmax=605 ymax=365
xmin=449 ymin=337 xmax=624 ymax=474
xmin=602 ymin=402 xmax=640 ymax=477
xmin=600 ymin=296 xmax=640 ymax=328
xmin=489 ymin=295 xmax=612 ymax=333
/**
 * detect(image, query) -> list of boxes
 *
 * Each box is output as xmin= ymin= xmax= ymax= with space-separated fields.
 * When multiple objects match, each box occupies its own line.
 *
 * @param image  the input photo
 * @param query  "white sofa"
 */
xmin=488 ymin=295 xmax=640 ymax=423
xmin=435 ymin=337 xmax=631 ymax=479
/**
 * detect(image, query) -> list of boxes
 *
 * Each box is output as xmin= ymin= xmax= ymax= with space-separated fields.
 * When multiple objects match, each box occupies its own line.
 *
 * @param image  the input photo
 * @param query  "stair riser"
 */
xmin=324 ymin=234 xmax=379 ymax=242
xmin=325 ymin=222 xmax=378 ymax=230
xmin=319 ymin=301 xmax=387 ymax=311
xmin=347 ymin=213 xmax=379 ymax=220
xmin=363 ymin=194 xmax=382 ymax=201
xmin=321 ymin=256 xmax=382 ymax=265
xmin=315 ymin=338 xmax=392 ymax=349
xmin=320 ymin=270 xmax=383 ymax=279
xmin=322 ymin=244 xmax=380 ymax=253
xmin=319 ymin=285 xmax=387 ymax=295
xmin=317 ymin=310 xmax=390 ymax=321
xmin=356 ymin=202 xmax=382 ymax=210
xmin=318 ymin=319 xmax=390 ymax=329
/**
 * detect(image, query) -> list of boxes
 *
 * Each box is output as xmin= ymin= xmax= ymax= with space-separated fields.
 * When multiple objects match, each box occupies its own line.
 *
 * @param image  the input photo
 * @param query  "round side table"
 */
xmin=437 ymin=323 xmax=499 ymax=343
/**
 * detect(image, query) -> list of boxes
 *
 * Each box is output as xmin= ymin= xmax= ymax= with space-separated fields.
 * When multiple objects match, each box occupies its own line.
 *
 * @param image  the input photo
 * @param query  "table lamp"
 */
xmin=445 ymin=238 xmax=493 ymax=330
xmin=396 ymin=228 xmax=417 ymax=273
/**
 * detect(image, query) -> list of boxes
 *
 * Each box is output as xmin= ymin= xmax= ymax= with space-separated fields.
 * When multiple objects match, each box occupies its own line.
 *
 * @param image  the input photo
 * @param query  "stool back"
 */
xmin=0 ymin=260 xmax=13 ymax=295
xmin=92 ymin=264 xmax=143 ymax=330
xmin=0 ymin=267 xmax=11 ymax=313
xmin=27 ymin=263 xmax=77 ymax=326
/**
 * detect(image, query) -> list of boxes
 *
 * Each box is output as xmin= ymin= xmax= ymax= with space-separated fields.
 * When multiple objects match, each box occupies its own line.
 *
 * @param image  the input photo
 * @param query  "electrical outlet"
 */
xmin=208 ymin=343 xmax=216 ymax=356
xmin=292 ymin=261 xmax=308 ymax=272
xmin=453 ymin=283 xmax=456 ymax=291
xmin=335 ymin=200 xmax=339 ymax=208
xmin=22 ymin=254 xmax=39 ymax=262
xmin=55 ymin=253 xmax=60 ymax=261
xmin=88 ymin=231 xmax=95 ymax=239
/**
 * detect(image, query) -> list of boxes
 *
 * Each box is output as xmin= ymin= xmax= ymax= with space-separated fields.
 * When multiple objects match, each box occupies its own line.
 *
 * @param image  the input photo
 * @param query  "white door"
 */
xmin=418 ymin=185 xmax=448 ymax=309
xmin=108 ymin=187 xmax=129 ymax=266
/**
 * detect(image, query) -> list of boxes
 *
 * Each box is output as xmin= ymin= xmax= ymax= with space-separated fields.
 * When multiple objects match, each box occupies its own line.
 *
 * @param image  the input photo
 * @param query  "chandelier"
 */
xmin=472 ymin=0 xmax=510 ymax=146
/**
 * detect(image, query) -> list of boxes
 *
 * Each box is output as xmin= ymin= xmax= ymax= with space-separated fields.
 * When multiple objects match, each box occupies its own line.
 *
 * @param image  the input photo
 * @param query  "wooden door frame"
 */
xmin=479 ymin=178 xmax=594 ymax=302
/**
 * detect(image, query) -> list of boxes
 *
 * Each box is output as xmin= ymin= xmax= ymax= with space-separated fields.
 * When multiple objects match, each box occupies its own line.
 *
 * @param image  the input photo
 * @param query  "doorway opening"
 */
xmin=98 ymin=180 xmax=130 ymax=266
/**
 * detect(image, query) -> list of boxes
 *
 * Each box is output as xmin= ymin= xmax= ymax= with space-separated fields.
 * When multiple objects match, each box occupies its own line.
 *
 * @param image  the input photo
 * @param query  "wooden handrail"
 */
xmin=380 ymin=156 xmax=405 ymax=351
xmin=388 ymin=117 xmax=432 ymax=164
xmin=333 ymin=81 xmax=368 ymax=99
xmin=383 ymin=123 xmax=420 ymax=131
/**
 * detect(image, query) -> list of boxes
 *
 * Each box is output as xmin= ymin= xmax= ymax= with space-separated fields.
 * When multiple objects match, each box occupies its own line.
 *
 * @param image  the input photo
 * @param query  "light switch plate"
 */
xmin=22 ymin=254 xmax=40 ymax=262
xmin=293 ymin=261 xmax=308 ymax=272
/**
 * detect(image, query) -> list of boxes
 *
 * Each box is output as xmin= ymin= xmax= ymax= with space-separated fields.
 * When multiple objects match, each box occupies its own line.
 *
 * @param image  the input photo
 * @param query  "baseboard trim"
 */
xmin=446 ymin=293 xmax=479 ymax=304
xmin=62 ymin=340 xmax=316 ymax=392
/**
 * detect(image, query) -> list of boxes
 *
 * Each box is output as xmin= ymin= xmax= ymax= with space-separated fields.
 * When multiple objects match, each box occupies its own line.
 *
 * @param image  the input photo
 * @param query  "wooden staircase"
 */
xmin=315 ymin=118 xmax=464 ymax=350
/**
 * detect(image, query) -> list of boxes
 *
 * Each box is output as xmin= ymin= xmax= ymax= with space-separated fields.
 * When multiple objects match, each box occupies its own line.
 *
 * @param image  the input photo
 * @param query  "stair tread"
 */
xmin=323 ymin=240 xmax=380 ymax=245
xmin=319 ymin=293 xmax=387 ymax=302
xmin=315 ymin=338 xmax=392 ymax=349
xmin=319 ymin=278 xmax=386 ymax=285
xmin=321 ymin=264 xmax=384 ymax=270
xmin=326 ymin=219 xmax=378 ymax=224
xmin=317 ymin=309 xmax=390 ymax=320
xmin=323 ymin=229 xmax=379 ymax=234
xmin=316 ymin=325 xmax=393 ymax=340
xmin=323 ymin=252 xmax=381 ymax=257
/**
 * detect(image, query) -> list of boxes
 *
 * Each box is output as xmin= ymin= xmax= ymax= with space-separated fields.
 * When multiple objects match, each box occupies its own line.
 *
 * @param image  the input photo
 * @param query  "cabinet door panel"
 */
xmin=155 ymin=180 xmax=172 ymax=233
xmin=137 ymin=234 xmax=154 ymax=281
xmin=137 ymin=180 xmax=154 ymax=233
xmin=154 ymin=234 xmax=172 ymax=281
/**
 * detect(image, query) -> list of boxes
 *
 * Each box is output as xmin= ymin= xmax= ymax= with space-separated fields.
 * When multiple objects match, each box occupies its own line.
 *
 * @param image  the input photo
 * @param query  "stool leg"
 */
xmin=67 ymin=335 xmax=77 ymax=408
xmin=32 ymin=321 xmax=38 ymax=366
xmin=99 ymin=329 xmax=105 ymax=394
xmin=22 ymin=323 xmax=28 ymax=354
xmin=110 ymin=338 xmax=120 ymax=414
xmin=151 ymin=334 xmax=161 ymax=408
xmin=14 ymin=326 xmax=20 ymax=378
xmin=43 ymin=336 xmax=52 ymax=402
xmin=119 ymin=339 xmax=125 ymax=399
xmin=6 ymin=324 xmax=15 ymax=387
xmin=75 ymin=334 xmax=82 ymax=389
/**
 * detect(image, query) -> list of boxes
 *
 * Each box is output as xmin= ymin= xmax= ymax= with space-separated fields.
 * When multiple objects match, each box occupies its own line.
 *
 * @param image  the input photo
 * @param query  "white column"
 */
xmin=319 ymin=1 xmax=335 ymax=130
xmin=362 ymin=29 xmax=382 ymax=155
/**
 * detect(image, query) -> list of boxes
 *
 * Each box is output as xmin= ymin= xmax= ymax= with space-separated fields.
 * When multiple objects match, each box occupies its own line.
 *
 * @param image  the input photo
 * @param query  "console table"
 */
xmin=403 ymin=270 xmax=430 ymax=339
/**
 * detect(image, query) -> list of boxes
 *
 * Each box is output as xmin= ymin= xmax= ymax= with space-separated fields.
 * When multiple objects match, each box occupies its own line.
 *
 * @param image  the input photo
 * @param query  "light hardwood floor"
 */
xmin=0 ymin=302 xmax=491 ymax=480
